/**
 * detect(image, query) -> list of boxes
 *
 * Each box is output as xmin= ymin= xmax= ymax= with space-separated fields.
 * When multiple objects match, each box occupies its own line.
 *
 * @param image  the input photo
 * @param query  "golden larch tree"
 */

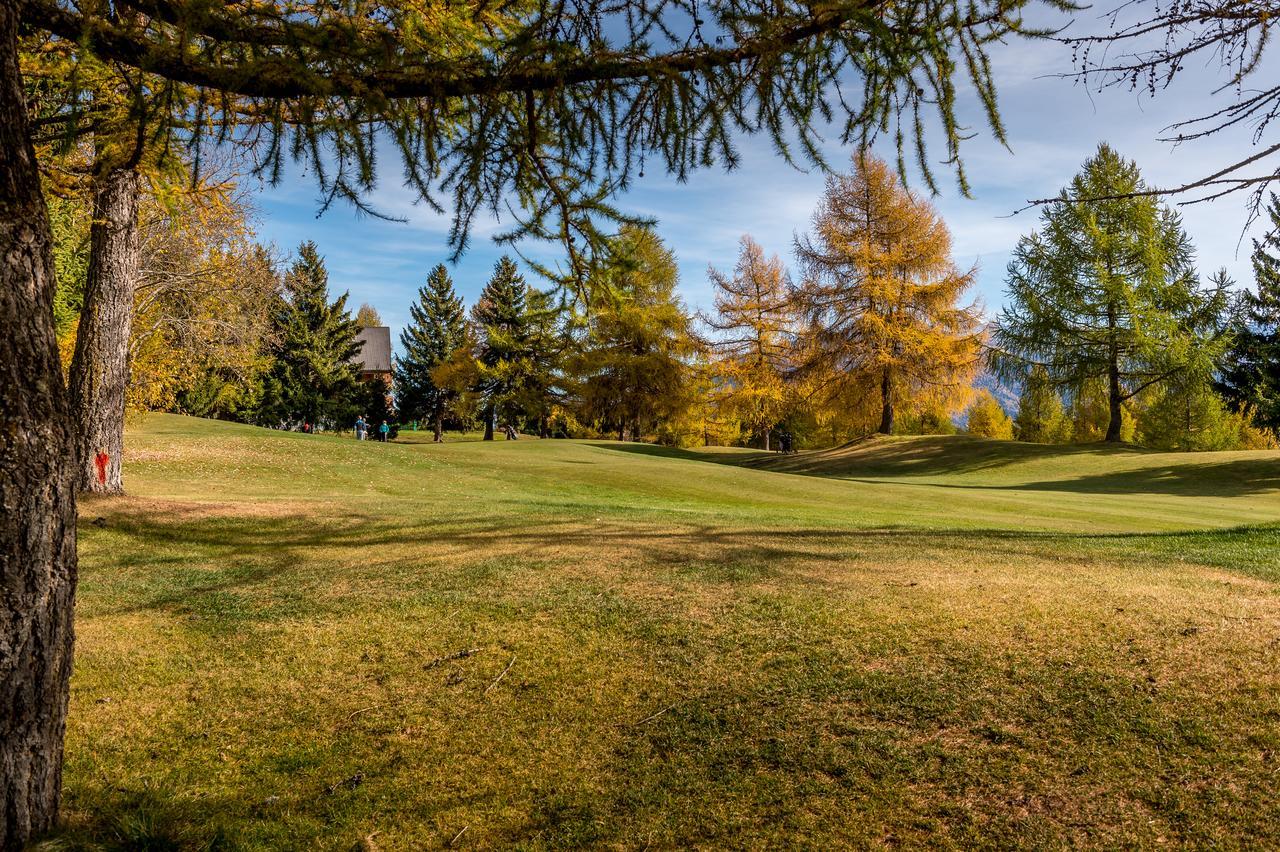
xmin=705 ymin=236 xmax=796 ymax=449
xmin=965 ymin=390 xmax=1014 ymax=439
xmin=794 ymin=153 xmax=982 ymax=435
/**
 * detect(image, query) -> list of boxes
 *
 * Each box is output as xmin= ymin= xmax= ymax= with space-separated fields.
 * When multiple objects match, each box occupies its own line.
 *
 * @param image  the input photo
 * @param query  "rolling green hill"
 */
xmin=63 ymin=415 xmax=1280 ymax=848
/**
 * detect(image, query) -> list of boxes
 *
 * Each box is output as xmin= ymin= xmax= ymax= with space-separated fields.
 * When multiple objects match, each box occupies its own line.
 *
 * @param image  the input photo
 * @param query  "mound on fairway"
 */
xmin=64 ymin=415 xmax=1280 ymax=848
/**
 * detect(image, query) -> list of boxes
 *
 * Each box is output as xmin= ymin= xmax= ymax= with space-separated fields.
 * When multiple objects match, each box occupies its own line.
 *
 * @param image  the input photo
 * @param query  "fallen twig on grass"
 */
xmin=423 ymin=647 xmax=484 ymax=669
xmin=632 ymin=702 xmax=679 ymax=726
xmin=449 ymin=825 xmax=469 ymax=846
xmin=483 ymin=655 xmax=516 ymax=696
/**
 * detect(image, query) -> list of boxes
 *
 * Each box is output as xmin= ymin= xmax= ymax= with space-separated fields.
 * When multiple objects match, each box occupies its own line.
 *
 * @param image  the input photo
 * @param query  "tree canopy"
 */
xmin=20 ymin=0 xmax=1070 ymax=290
xmin=704 ymin=236 xmax=796 ymax=449
xmin=568 ymin=225 xmax=699 ymax=441
xmin=993 ymin=144 xmax=1231 ymax=442
xmin=396 ymin=264 xmax=468 ymax=439
xmin=794 ymin=152 xmax=982 ymax=435
xmin=1218 ymin=194 xmax=1280 ymax=434
xmin=257 ymin=241 xmax=362 ymax=426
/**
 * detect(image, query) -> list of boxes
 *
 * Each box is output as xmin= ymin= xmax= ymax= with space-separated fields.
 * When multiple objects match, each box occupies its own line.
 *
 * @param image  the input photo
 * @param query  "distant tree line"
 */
xmin=700 ymin=146 xmax=1280 ymax=453
xmin=53 ymin=148 xmax=1280 ymax=452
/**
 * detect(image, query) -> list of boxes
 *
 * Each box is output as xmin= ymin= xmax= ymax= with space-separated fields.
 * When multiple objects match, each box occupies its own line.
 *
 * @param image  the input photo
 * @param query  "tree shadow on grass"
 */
xmin=1000 ymin=458 xmax=1280 ymax=497
xmin=60 ymin=507 xmax=1280 ymax=849
xmin=77 ymin=506 xmax=1280 ymax=623
xmin=589 ymin=440 xmax=1280 ymax=498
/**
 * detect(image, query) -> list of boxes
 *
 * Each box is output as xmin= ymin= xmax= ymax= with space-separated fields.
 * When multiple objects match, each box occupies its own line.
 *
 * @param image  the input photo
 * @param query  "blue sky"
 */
xmin=248 ymin=20 xmax=1272 ymax=350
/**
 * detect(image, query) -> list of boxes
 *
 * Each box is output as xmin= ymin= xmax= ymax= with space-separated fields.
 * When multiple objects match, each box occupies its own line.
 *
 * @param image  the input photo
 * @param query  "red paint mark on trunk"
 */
xmin=94 ymin=451 xmax=110 ymax=485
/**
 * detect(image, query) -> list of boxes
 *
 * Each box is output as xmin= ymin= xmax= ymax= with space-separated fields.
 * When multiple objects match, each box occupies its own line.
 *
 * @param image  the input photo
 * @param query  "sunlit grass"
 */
xmin=55 ymin=414 xmax=1280 ymax=849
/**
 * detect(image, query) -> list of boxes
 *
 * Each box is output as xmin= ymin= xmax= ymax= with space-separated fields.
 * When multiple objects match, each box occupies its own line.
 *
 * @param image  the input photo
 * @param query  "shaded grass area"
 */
xmin=604 ymin=436 xmax=1280 ymax=498
xmin=52 ymin=415 xmax=1280 ymax=849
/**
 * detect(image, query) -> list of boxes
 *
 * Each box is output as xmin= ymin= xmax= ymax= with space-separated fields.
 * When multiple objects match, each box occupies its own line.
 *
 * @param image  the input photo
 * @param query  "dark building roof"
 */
xmin=353 ymin=326 xmax=392 ymax=374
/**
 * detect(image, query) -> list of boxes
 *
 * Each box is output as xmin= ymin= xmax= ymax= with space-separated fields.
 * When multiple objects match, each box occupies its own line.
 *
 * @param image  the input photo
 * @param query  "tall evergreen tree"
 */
xmin=512 ymin=286 xmax=567 ymax=437
xmin=257 ymin=241 xmax=362 ymax=427
xmin=993 ymin=144 xmax=1231 ymax=442
xmin=397 ymin=265 xmax=468 ymax=441
xmin=1218 ymin=194 xmax=1280 ymax=435
xmin=567 ymin=226 xmax=699 ymax=441
xmin=472 ymin=257 xmax=531 ymax=440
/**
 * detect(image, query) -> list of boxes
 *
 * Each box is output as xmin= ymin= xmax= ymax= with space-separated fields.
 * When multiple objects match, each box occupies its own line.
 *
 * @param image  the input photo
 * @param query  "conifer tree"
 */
xmin=793 ymin=153 xmax=982 ymax=435
xmin=1219 ymin=195 xmax=1280 ymax=435
xmin=355 ymin=303 xmax=383 ymax=329
xmin=472 ymin=257 xmax=532 ymax=440
xmin=513 ymin=286 xmax=567 ymax=437
xmin=257 ymin=241 xmax=361 ymax=427
xmin=993 ymin=144 xmax=1231 ymax=442
xmin=965 ymin=391 xmax=1014 ymax=439
xmin=1139 ymin=371 xmax=1242 ymax=451
xmin=705 ymin=236 xmax=796 ymax=449
xmin=1013 ymin=366 xmax=1070 ymax=443
xmin=567 ymin=226 xmax=699 ymax=441
xmin=397 ymin=265 xmax=468 ymax=441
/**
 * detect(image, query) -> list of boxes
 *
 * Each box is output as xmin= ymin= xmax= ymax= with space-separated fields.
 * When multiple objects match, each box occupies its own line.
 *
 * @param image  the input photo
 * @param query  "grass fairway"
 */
xmin=62 ymin=414 xmax=1280 ymax=849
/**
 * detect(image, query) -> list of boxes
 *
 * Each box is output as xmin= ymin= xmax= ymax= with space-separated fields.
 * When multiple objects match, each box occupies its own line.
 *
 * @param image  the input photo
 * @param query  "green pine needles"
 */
xmin=1218 ymin=195 xmax=1280 ymax=433
xmin=258 ymin=241 xmax=363 ymax=427
xmin=992 ymin=144 xmax=1231 ymax=442
xmin=397 ymin=264 xmax=468 ymax=439
xmin=25 ymin=0 xmax=1076 ymax=295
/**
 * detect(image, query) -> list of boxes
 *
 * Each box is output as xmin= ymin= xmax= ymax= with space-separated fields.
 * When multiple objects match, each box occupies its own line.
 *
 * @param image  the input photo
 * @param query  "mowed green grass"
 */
xmin=59 ymin=414 xmax=1280 ymax=849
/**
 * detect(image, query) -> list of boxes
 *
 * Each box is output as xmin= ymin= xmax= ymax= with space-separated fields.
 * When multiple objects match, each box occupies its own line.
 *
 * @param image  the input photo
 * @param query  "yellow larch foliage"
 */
xmin=794 ymin=152 xmax=983 ymax=435
xmin=705 ymin=236 xmax=797 ymax=448
xmin=965 ymin=390 xmax=1014 ymax=440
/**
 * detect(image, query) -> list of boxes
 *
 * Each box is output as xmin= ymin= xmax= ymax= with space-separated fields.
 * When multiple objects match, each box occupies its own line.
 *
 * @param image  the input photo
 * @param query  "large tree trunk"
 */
xmin=1106 ymin=360 xmax=1124 ymax=443
xmin=877 ymin=368 xmax=895 ymax=435
xmin=483 ymin=405 xmax=494 ymax=441
xmin=68 ymin=165 xmax=141 ymax=493
xmin=763 ymin=429 xmax=770 ymax=451
xmin=433 ymin=412 xmax=444 ymax=443
xmin=1105 ymin=304 xmax=1123 ymax=443
xmin=0 ymin=3 xmax=80 ymax=845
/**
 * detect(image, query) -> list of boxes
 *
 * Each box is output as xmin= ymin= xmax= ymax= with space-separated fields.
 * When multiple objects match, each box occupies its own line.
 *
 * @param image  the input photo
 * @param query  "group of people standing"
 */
xmin=354 ymin=415 xmax=390 ymax=442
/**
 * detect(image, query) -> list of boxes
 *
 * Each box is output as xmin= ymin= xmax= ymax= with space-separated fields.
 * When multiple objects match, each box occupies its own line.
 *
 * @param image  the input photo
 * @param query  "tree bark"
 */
xmin=433 ymin=412 xmax=443 ymax=442
xmin=877 ymin=368 xmax=895 ymax=434
xmin=1106 ymin=360 xmax=1124 ymax=443
xmin=0 ymin=2 xmax=79 ymax=844
xmin=1106 ymin=303 xmax=1123 ymax=443
xmin=68 ymin=165 xmax=141 ymax=493
xmin=483 ymin=405 xmax=494 ymax=441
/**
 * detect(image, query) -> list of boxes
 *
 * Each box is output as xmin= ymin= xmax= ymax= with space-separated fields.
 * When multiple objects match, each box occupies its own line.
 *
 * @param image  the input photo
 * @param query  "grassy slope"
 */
xmin=62 ymin=415 xmax=1280 ymax=849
